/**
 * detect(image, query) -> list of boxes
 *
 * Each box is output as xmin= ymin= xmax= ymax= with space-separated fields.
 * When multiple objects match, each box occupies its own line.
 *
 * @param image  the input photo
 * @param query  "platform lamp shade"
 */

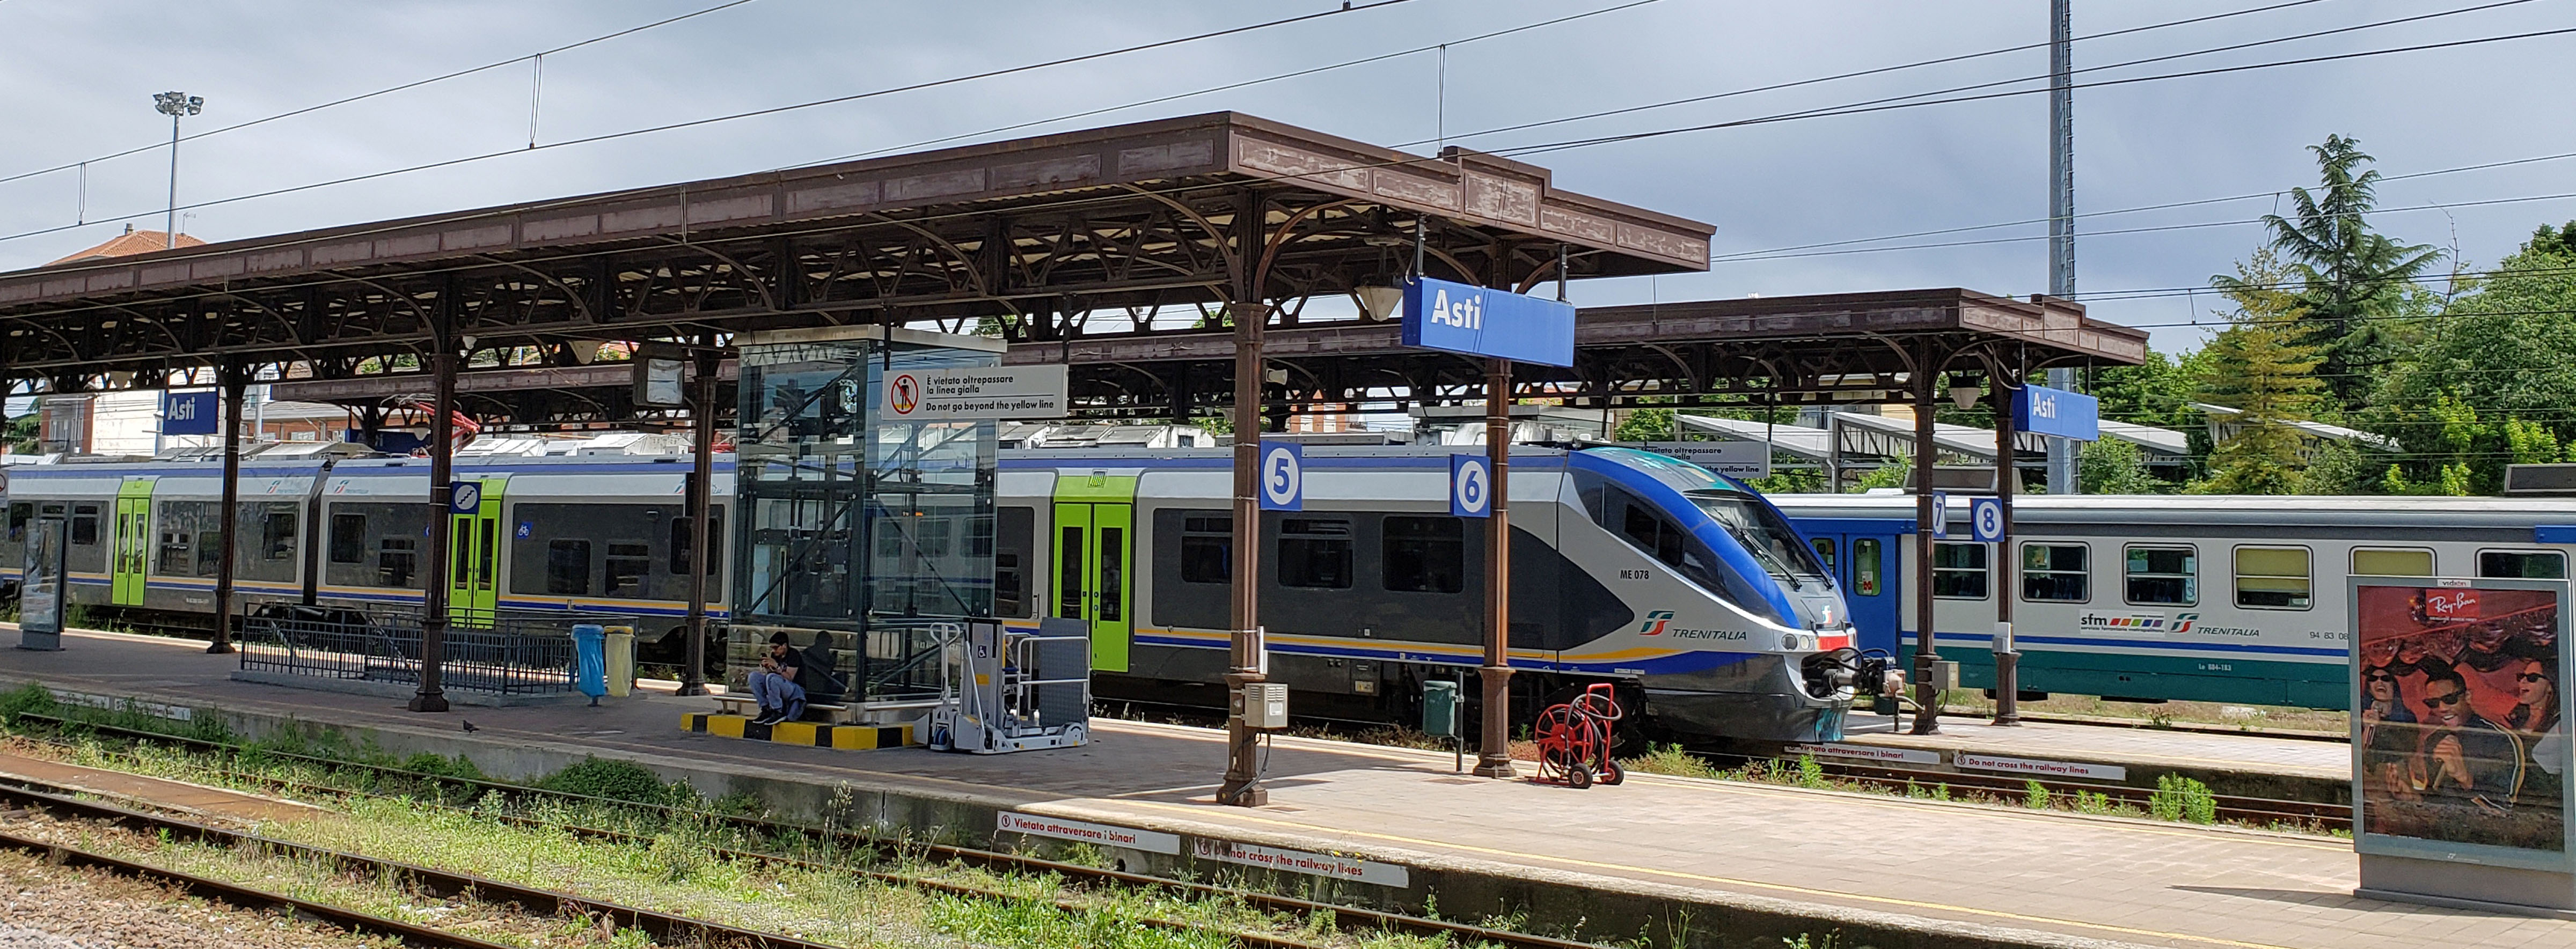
xmin=1356 ymin=285 xmax=1405 ymax=322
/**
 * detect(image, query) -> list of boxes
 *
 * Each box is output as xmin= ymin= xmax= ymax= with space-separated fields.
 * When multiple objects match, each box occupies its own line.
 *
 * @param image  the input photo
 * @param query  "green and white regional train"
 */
xmin=1774 ymin=494 xmax=2576 ymax=709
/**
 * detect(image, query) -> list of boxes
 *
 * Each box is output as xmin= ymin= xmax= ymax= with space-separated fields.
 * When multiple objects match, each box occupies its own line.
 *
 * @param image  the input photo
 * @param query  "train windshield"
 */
xmin=1687 ymin=490 xmax=1830 ymax=585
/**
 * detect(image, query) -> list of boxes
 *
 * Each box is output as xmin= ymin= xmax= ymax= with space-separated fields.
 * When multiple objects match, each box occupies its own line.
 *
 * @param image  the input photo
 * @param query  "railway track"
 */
xmin=5 ymin=715 xmax=1605 ymax=949
xmin=1697 ymin=749 xmax=2351 ymax=832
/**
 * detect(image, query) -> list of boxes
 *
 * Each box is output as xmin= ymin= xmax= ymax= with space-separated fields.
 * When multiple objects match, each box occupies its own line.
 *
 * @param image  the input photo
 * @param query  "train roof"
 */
xmin=1770 ymin=491 xmax=2576 ymax=532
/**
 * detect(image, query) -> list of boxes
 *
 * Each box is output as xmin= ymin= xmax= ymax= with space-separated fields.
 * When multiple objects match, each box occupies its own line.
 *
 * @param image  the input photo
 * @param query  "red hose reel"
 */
xmin=1532 ymin=683 xmax=1626 ymax=789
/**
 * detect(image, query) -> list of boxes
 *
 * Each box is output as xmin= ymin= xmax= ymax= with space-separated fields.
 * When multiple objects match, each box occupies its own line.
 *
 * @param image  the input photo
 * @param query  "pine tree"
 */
xmin=2197 ymin=251 xmax=2326 ymax=495
xmin=2212 ymin=135 xmax=2440 ymax=410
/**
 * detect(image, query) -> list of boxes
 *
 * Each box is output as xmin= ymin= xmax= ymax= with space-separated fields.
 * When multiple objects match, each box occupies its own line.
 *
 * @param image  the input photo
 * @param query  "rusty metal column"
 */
xmin=1908 ymin=355 xmax=1942 ymax=735
xmin=206 ymin=364 xmax=245 ymax=654
xmin=679 ymin=344 xmax=719 ymax=697
xmin=409 ymin=340 xmax=457 ymax=713
xmin=1474 ymin=358 xmax=1517 ymax=778
xmin=1992 ymin=378 xmax=2021 ymax=725
xmin=1219 ymin=299 xmax=1271 ymax=807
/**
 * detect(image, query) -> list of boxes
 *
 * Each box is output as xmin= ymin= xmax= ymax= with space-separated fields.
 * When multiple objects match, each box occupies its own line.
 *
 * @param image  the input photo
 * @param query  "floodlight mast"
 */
xmin=153 ymin=91 xmax=204 ymax=249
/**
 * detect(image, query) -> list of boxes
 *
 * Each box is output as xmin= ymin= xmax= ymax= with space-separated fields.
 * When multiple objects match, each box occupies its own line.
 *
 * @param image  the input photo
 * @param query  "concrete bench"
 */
xmin=712 ymin=694 xmax=855 ymax=724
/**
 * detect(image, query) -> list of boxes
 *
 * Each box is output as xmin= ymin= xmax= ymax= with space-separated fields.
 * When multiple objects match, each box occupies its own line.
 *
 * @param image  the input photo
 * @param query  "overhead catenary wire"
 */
xmin=0 ymin=0 xmax=765 ymax=188
xmin=0 ymin=0 xmax=1426 ymax=253
xmin=9 ymin=15 xmax=2572 ymax=329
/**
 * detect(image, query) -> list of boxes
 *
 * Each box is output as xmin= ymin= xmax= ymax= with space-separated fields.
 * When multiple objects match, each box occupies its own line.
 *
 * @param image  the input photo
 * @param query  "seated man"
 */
xmin=747 ymin=631 xmax=806 ymax=724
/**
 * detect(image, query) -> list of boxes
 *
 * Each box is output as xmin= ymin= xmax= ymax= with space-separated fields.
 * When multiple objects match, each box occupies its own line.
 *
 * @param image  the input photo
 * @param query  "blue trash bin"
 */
xmin=572 ymin=623 xmax=607 ymax=705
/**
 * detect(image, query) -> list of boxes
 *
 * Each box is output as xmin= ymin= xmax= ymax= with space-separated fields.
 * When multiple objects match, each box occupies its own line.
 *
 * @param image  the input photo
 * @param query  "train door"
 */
xmin=1789 ymin=517 xmax=1905 ymax=657
xmin=109 ymin=479 xmax=154 ymax=606
xmin=445 ymin=476 xmax=505 ymax=626
xmin=1051 ymin=473 xmax=1138 ymax=673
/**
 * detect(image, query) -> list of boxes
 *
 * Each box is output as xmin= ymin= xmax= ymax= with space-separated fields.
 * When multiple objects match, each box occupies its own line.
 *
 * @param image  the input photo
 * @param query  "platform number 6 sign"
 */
xmin=1259 ymin=442 xmax=1302 ymax=511
xmin=1450 ymin=454 xmax=1492 ymax=518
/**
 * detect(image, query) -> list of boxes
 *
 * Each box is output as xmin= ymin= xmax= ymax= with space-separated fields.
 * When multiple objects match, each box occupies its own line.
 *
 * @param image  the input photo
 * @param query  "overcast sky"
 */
xmin=2 ymin=0 xmax=2568 ymax=355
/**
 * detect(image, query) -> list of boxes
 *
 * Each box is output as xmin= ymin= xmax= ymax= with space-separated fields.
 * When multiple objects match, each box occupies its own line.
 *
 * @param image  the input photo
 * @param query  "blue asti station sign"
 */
xmin=162 ymin=391 xmax=218 ymax=436
xmin=1399 ymin=276 xmax=1577 ymax=367
xmin=2014 ymin=384 xmax=2099 ymax=441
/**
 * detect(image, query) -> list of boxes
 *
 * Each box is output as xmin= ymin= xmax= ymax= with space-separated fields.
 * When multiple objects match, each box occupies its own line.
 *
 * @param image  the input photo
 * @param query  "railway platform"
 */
xmin=3 ymin=629 xmax=2566 ymax=949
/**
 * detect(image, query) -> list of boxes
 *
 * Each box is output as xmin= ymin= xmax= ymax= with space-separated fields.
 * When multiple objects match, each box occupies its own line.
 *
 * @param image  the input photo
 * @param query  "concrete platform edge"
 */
xmin=0 ymin=670 xmax=2153 ymax=949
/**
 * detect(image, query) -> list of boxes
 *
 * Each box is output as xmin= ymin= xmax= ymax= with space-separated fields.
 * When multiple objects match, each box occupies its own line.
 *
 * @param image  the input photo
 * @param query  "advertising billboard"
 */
xmin=2353 ymin=578 xmax=2570 ymax=864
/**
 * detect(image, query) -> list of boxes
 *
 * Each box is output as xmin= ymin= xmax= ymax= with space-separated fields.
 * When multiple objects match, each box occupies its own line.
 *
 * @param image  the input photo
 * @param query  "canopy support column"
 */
xmin=409 ymin=337 xmax=456 ymax=713
xmin=1472 ymin=358 xmax=1517 ymax=778
xmin=679 ymin=341 xmax=719 ymax=697
xmin=1992 ymin=378 xmax=2021 ymax=726
xmin=207 ymin=363 xmax=245 ymax=654
xmin=1909 ymin=348 xmax=1942 ymax=735
xmin=1219 ymin=299 xmax=1271 ymax=807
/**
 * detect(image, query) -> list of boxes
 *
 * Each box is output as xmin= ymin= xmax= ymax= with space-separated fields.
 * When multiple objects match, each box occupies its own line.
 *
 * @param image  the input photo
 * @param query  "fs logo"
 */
xmin=2174 ymin=613 xmax=2199 ymax=634
xmin=1638 ymin=610 xmax=1676 ymax=636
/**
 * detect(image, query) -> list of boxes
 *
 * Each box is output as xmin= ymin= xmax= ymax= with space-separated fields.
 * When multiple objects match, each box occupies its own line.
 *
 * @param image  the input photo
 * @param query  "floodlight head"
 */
xmin=153 ymin=91 xmax=203 ymax=117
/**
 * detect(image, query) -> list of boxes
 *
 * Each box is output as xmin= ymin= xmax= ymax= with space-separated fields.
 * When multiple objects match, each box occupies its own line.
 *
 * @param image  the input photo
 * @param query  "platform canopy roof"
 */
xmin=0 ymin=111 xmax=1711 ymax=395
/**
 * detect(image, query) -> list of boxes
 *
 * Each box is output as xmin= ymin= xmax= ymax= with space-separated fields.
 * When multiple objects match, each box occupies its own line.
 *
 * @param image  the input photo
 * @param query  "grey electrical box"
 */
xmin=1421 ymin=680 xmax=1459 ymax=737
xmin=1239 ymin=683 xmax=1289 ymax=730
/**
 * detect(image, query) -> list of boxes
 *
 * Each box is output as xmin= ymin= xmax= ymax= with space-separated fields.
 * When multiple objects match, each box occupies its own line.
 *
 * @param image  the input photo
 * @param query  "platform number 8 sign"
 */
xmin=1258 ymin=442 xmax=1302 ymax=511
xmin=1971 ymin=496 xmax=2004 ymax=542
xmin=1450 ymin=454 xmax=1492 ymax=518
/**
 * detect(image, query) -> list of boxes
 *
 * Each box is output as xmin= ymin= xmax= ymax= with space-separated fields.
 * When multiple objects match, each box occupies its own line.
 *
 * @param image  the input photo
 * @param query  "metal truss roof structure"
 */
xmin=0 ymin=112 xmax=1710 ymax=392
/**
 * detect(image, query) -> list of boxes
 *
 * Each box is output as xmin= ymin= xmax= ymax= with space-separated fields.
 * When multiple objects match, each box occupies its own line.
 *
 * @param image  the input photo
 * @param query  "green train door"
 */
xmin=1051 ymin=474 xmax=1138 ymax=673
xmin=111 ymin=479 xmax=155 ymax=606
xmin=445 ymin=476 xmax=504 ymax=627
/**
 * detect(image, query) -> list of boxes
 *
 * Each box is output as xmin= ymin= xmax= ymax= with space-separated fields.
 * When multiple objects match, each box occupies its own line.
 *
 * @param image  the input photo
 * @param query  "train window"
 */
xmin=993 ymin=506 xmax=1033 ymax=618
xmin=71 ymin=504 xmax=98 ymax=546
xmin=378 ymin=538 xmax=417 ymax=587
xmin=1852 ymin=539 xmax=1882 ymax=596
xmin=604 ymin=542 xmax=650 ymax=597
xmin=2234 ymin=546 xmax=2311 ymax=609
xmin=1932 ymin=542 xmax=1988 ymax=599
xmin=1179 ymin=516 xmax=1230 ymax=584
xmin=1623 ymin=504 xmax=1686 ymax=565
xmin=2478 ymin=550 xmax=2567 ymax=579
xmin=546 ymin=539 xmax=592 ymax=595
xmin=6 ymin=503 xmax=27 ymax=543
xmin=259 ymin=507 xmax=297 ymax=561
xmin=1277 ymin=518 xmax=1353 ymax=589
xmin=155 ymin=500 xmax=222 ymax=577
xmin=2021 ymin=543 xmax=2089 ymax=602
xmin=1097 ymin=527 xmax=1124 ymax=622
xmin=668 ymin=509 xmax=726 ymax=580
xmin=1810 ymin=538 xmax=1836 ymax=572
xmin=2125 ymin=546 xmax=2197 ymax=605
xmin=1382 ymin=516 xmax=1465 ymax=593
xmin=328 ymin=513 xmax=367 ymax=564
xmin=2352 ymin=548 xmax=2434 ymax=577
xmin=1058 ymin=527 xmax=1084 ymax=616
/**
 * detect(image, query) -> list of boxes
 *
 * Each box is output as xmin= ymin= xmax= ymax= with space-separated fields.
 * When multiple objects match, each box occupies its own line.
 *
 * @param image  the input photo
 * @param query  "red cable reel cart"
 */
xmin=1532 ymin=683 xmax=1626 ymax=788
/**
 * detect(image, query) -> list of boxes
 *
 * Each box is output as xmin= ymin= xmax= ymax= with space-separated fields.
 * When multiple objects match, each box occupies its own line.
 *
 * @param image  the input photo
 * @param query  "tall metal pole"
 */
xmin=1908 ymin=349 xmax=1942 ymax=735
xmin=207 ymin=364 xmax=244 ymax=654
xmin=679 ymin=343 xmax=718 ymax=697
xmin=1990 ymin=377 xmax=2019 ymax=725
xmin=410 ymin=338 xmax=456 ymax=713
xmin=1473 ymin=358 xmax=1518 ymax=778
xmin=2043 ymin=0 xmax=2079 ymax=494
xmin=1219 ymin=297 xmax=1271 ymax=807
xmin=152 ymin=92 xmax=202 ymax=248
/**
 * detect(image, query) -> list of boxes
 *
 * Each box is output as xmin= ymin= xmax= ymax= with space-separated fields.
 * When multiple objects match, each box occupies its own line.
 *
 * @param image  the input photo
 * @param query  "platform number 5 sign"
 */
xmin=1450 ymin=454 xmax=1492 ymax=518
xmin=1258 ymin=442 xmax=1302 ymax=511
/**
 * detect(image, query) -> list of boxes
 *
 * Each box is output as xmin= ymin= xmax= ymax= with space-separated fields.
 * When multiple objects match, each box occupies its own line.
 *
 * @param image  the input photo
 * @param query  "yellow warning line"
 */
xmin=1114 ymin=798 xmax=2308 ymax=949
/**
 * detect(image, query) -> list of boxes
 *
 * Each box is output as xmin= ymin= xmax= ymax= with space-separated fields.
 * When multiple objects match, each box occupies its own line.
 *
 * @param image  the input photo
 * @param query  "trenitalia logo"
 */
xmin=1636 ymin=610 xmax=1749 ymax=641
xmin=1638 ymin=610 xmax=1675 ymax=636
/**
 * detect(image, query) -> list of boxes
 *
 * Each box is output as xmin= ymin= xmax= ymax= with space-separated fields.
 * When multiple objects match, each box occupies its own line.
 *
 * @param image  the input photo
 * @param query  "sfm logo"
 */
xmin=1428 ymin=286 xmax=1484 ymax=329
xmin=1637 ymin=610 xmax=1675 ymax=636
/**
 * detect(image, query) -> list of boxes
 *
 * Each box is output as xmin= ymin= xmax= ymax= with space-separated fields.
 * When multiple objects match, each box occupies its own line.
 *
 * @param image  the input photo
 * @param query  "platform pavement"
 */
xmin=2 ymin=630 xmax=2568 ymax=949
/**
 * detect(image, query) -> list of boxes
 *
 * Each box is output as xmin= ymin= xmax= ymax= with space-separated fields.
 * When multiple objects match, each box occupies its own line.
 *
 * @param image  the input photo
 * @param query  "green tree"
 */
xmin=1613 ymin=407 xmax=1674 ymax=442
xmin=2196 ymin=251 xmax=2326 ymax=494
xmin=2089 ymin=347 xmax=2198 ymax=431
xmin=2077 ymin=438 xmax=2167 ymax=494
xmin=2370 ymin=220 xmax=2576 ymax=491
xmin=2213 ymin=135 xmax=2441 ymax=410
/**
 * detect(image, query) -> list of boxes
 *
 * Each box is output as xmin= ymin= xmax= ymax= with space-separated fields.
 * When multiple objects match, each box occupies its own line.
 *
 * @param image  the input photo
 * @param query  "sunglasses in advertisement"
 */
xmin=2520 ymin=673 xmax=2550 ymax=683
xmin=2424 ymin=690 xmax=2470 ymax=707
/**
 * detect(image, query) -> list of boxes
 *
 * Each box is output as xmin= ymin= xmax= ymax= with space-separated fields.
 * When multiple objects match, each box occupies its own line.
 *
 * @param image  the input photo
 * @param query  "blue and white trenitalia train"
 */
xmin=0 ymin=443 xmax=1862 ymax=742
